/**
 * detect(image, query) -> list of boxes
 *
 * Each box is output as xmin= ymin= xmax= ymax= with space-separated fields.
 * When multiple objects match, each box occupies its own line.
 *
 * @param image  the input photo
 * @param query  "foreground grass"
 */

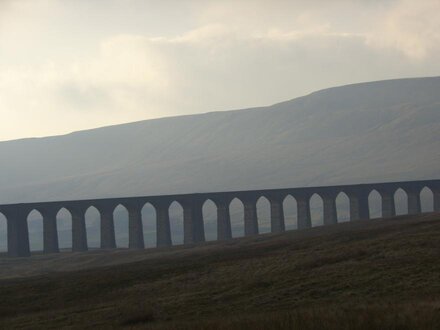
xmin=143 ymin=303 xmax=440 ymax=330
xmin=0 ymin=213 xmax=440 ymax=329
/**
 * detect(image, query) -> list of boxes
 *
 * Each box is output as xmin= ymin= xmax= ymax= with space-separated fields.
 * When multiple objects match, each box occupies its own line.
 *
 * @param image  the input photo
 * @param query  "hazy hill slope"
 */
xmin=0 ymin=76 xmax=439 ymax=204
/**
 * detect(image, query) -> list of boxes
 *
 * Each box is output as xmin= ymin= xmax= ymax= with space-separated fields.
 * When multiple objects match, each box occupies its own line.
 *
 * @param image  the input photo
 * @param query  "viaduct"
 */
xmin=0 ymin=179 xmax=439 ymax=257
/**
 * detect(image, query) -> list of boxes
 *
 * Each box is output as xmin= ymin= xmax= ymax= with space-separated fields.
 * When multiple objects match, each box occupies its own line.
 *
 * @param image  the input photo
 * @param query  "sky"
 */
xmin=0 ymin=0 xmax=439 ymax=141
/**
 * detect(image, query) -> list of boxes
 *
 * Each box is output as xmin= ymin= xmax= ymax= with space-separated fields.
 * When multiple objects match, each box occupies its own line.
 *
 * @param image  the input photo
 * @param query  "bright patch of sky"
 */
xmin=0 ymin=0 xmax=439 ymax=141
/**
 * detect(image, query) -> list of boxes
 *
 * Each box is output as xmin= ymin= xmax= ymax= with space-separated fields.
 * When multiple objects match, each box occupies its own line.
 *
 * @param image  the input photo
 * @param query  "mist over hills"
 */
xmin=0 ymin=76 xmax=439 ymax=205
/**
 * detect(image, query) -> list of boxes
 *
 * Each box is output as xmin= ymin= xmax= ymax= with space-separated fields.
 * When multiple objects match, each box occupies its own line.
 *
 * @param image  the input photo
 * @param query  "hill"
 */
xmin=0 ymin=76 xmax=439 ymax=204
xmin=1 ymin=212 xmax=440 ymax=329
xmin=0 ymin=76 xmax=439 ymax=250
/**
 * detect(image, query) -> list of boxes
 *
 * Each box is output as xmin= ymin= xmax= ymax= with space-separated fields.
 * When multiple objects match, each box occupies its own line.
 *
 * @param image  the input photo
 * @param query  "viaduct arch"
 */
xmin=0 ymin=179 xmax=438 ymax=257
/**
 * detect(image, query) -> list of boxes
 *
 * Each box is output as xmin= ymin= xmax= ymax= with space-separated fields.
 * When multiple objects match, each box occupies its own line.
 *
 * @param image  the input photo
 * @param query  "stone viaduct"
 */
xmin=0 ymin=179 xmax=439 ymax=257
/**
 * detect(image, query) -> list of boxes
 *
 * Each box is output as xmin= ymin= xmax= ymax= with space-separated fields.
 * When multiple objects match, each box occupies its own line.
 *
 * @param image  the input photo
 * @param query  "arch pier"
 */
xmin=435 ymin=187 xmax=440 ymax=212
xmin=41 ymin=207 xmax=59 ymax=254
xmin=347 ymin=187 xmax=370 ymax=221
xmin=295 ymin=192 xmax=312 ymax=229
xmin=405 ymin=186 xmax=422 ymax=215
xmin=0 ymin=179 xmax=438 ymax=257
xmin=322 ymin=192 xmax=337 ymax=226
xmin=213 ymin=197 xmax=233 ymax=241
xmin=154 ymin=200 xmax=172 ymax=248
xmin=268 ymin=194 xmax=285 ymax=233
xmin=97 ymin=203 xmax=116 ymax=249
xmin=377 ymin=187 xmax=396 ymax=218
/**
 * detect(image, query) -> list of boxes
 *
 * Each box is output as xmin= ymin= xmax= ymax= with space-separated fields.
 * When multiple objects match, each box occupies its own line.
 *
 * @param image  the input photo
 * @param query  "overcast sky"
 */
xmin=0 ymin=0 xmax=439 ymax=141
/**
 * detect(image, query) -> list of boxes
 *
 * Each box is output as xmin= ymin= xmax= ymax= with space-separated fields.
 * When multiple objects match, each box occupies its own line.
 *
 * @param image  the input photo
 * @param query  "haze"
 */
xmin=1 ymin=0 xmax=440 ymax=141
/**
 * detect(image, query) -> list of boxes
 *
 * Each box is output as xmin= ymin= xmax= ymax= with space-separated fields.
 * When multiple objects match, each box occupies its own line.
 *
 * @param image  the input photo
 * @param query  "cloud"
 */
xmin=0 ymin=1 xmax=439 ymax=141
xmin=366 ymin=0 xmax=440 ymax=60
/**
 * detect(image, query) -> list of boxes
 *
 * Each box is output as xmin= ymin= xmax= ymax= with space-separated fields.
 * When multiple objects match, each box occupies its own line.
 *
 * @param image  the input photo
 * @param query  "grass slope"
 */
xmin=1 ymin=213 xmax=440 ymax=329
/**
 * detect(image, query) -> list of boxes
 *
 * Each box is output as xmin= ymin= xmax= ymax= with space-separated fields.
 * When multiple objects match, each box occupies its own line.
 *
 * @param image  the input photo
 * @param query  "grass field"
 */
xmin=1 ymin=213 xmax=440 ymax=329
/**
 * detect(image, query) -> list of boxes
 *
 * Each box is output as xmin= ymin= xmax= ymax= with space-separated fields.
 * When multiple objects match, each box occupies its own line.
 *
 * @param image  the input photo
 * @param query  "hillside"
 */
xmin=0 ymin=213 xmax=440 ymax=329
xmin=0 ymin=76 xmax=439 ymax=251
xmin=0 ymin=76 xmax=439 ymax=204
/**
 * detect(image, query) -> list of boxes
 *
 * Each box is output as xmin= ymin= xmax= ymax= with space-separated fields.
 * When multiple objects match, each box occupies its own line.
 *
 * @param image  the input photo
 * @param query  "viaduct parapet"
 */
xmin=1 ymin=179 xmax=439 ymax=257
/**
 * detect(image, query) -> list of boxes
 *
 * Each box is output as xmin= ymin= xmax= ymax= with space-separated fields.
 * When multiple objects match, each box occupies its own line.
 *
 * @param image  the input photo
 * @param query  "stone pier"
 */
xmin=127 ymin=203 xmax=144 ymax=249
xmin=348 ymin=189 xmax=370 ymax=220
xmin=42 ymin=208 xmax=59 ymax=254
xmin=378 ymin=188 xmax=396 ymax=218
xmin=5 ymin=206 xmax=31 ymax=257
xmin=155 ymin=202 xmax=172 ymax=247
xmin=215 ymin=198 xmax=233 ymax=240
xmin=296 ymin=194 xmax=312 ymax=229
xmin=98 ymin=205 xmax=116 ymax=249
xmin=322 ymin=192 xmax=338 ymax=225
xmin=182 ymin=198 xmax=205 ymax=244
xmin=242 ymin=196 xmax=259 ymax=236
xmin=407 ymin=188 xmax=422 ymax=215
xmin=434 ymin=188 xmax=440 ymax=212
xmin=269 ymin=195 xmax=285 ymax=233
xmin=70 ymin=207 xmax=88 ymax=252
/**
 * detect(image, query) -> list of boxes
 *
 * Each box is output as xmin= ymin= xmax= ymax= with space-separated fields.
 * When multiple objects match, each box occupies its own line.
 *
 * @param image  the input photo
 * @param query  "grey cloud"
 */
xmin=0 ymin=0 xmax=439 ymax=140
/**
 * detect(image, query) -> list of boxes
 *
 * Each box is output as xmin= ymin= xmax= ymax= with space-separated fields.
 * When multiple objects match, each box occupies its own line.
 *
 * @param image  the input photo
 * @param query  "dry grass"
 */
xmin=0 ymin=213 xmax=440 ymax=329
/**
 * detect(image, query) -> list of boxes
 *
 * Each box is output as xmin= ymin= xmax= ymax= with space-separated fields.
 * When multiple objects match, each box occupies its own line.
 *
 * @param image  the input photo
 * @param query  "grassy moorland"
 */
xmin=1 ymin=213 xmax=440 ymax=329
